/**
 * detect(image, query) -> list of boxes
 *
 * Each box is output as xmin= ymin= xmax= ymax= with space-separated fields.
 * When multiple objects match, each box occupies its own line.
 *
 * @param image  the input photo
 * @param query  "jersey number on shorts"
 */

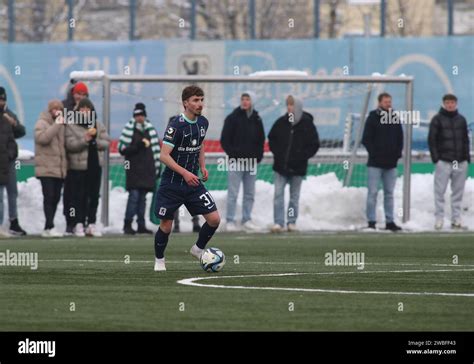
xmin=199 ymin=192 xmax=215 ymax=208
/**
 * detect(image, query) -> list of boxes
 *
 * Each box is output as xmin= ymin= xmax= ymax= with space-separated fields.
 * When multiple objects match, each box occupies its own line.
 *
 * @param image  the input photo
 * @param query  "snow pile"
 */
xmin=18 ymin=149 xmax=34 ymax=160
xmin=248 ymin=70 xmax=309 ymax=77
xmin=3 ymin=173 xmax=473 ymax=234
xmin=70 ymin=70 xmax=105 ymax=80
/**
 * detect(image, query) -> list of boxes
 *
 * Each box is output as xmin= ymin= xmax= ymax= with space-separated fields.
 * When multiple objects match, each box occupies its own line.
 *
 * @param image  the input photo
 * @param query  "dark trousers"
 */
xmin=63 ymin=173 xmax=74 ymax=227
xmin=69 ymin=167 xmax=102 ymax=226
xmin=39 ymin=177 xmax=64 ymax=230
xmin=125 ymin=189 xmax=147 ymax=225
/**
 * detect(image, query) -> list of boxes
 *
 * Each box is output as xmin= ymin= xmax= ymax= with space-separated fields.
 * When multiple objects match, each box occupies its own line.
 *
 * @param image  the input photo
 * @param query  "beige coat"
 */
xmin=65 ymin=122 xmax=109 ymax=171
xmin=34 ymin=111 xmax=67 ymax=179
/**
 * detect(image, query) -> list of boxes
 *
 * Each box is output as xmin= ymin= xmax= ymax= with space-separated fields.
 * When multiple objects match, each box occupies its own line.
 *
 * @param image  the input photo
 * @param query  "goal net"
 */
xmin=71 ymin=72 xmax=414 ymax=227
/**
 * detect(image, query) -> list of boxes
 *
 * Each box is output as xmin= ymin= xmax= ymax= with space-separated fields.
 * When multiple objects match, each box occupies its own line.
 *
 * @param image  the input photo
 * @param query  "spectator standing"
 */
xmin=268 ymin=96 xmax=319 ymax=233
xmin=119 ymin=103 xmax=160 ymax=235
xmin=65 ymin=97 xmax=109 ymax=237
xmin=34 ymin=100 xmax=68 ymax=237
xmin=0 ymin=86 xmax=27 ymax=236
xmin=428 ymin=94 xmax=470 ymax=230
xmin=361 ymin=92 xmax=403 ymax=232
xmin=220 ymin=92 xmax=265 ymax=232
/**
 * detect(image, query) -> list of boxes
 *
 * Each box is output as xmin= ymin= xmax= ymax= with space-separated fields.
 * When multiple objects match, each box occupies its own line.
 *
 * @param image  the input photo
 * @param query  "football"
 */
xmin=200 ymin=248 xmax=226 ymax=273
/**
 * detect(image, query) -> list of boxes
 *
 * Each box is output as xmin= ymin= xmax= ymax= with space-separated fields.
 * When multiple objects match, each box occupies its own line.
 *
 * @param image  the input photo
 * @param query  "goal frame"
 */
xmin=70 ymin=72 xmax=414 ymax=226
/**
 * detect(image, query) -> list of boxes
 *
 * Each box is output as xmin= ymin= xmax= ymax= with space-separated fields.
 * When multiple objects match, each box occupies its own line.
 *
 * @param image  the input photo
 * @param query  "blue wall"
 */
xmin=0 ymin=37 xmax=472 ymax=151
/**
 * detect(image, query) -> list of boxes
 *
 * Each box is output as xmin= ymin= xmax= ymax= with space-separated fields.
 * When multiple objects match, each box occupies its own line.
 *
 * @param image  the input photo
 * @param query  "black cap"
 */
xmin=133 ymin=102 xmax=147 ymax=117
xmin=0 ymin=87 xmax=6 ymax=101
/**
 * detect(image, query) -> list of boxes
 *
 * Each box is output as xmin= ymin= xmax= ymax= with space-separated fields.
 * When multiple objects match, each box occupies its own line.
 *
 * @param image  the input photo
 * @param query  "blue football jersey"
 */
xmin=160 ymin=113 xmax=209 ymax=186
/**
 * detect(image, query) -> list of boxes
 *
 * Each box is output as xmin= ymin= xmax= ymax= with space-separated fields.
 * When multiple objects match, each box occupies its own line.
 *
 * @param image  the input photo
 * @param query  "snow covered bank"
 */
xmin=4 ymin=173 xmax=473 ymax=234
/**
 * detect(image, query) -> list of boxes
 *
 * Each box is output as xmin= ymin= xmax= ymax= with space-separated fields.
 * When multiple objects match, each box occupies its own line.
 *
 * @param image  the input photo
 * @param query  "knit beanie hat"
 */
xmin=133 ymin=102 xmax=147 ymax=117
xmin=72 ymin=82 xmax=89 ymax=95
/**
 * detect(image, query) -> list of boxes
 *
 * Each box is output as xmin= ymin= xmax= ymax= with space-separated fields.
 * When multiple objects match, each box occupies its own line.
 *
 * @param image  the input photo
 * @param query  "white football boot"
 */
xmin=190 ymin=244 xmax=203 ymax=260
xmin=154 ymin=258 xmax=166 ymax=272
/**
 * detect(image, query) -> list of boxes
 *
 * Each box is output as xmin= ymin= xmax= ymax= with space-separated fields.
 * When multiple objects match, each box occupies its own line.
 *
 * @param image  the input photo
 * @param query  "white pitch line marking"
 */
xmin=37 ymin=259 xmax=474 ymax=267
xmin=177 ymin=269 xmax=474 ymax=297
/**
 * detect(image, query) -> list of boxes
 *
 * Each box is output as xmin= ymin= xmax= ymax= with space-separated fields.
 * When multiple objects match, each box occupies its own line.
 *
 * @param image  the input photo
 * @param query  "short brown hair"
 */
xmin=442 ymin=94 xmax=457 ymax=102
xmin=182 ymin=85 xmax=204 ymax=102
xmin=377 ymin=92 xmax=392 ymax=102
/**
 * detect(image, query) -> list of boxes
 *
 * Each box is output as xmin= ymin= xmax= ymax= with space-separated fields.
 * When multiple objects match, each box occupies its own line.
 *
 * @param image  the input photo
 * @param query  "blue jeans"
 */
xmin=366 ymin=166 xmax=397 ymax=223
xmin=273 ymin=172 xmax=303 ymax=227
xmin=0 ymin=161 xmax=18 ymax=224
xmin=226 ymin=170 xmax=257 ymax=224
xmin=125 ymin=189 xmax=147 ymax=225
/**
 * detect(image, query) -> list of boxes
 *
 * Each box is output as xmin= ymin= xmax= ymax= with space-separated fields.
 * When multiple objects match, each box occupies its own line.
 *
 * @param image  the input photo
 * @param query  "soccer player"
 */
xmin=153 ymin=85 xmax=220 ymax=271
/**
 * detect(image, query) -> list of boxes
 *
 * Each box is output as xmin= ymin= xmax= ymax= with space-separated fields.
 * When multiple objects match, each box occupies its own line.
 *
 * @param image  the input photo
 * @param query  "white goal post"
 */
xmin=70 ymin=72 xmax=414 ymax=227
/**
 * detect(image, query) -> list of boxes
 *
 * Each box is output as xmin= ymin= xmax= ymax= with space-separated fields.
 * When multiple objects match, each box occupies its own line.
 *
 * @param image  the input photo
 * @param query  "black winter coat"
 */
xmin=0 ymin=107 xmax=25 ymax=172
xmin=268 ymin=111 xmax=320 ymax=176
xmin=361 ymin=109 xmax=403 ymax=169
xmin=428 ymin=108 xmax=470 ymax=164
xmin=0 ymin=116 xmax=17 ymax=185
xmin=0 ymin=106 xmax=25 ymax=140
xmin=220 ymin=107 xmax=265 ymax=162
xmin=62 ymin=97 xmax=75 ymax=114
xmin=120 ymin=127 xmax=156 ymax=191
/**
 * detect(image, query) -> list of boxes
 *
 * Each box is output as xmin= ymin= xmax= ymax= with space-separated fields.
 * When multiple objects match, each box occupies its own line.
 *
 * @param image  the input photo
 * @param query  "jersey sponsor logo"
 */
xmin=158 ymin=207 xmax=167 ymax=216
xmin=177 ymin=145 xmax=201 ymax=152
xmin=164 ymin=126 xmax=176 ymax=141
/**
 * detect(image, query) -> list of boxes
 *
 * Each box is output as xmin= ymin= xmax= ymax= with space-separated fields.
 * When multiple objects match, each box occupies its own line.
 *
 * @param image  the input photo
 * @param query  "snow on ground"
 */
xmin=2 ymin=173 xmax=473 ymax=235
xmin=18 ymin=149 xmax=35 ymax=160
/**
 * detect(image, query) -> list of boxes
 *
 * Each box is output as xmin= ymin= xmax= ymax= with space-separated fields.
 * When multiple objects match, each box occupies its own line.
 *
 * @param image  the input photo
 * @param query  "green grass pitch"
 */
xmin=0 ymin=232 xmax=473 ymax=331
